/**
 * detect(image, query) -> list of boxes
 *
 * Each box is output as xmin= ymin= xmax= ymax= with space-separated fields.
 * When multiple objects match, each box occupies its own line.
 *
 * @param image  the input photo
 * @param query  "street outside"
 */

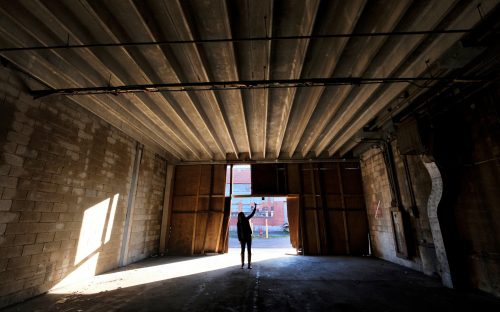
xmin=228 ymin=232 xmax=292 ymax=248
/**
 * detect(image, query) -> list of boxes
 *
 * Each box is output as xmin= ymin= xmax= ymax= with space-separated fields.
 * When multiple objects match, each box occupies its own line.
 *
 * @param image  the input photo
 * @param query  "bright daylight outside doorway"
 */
xmin=225 ymin=165 xmax=295 ymax=255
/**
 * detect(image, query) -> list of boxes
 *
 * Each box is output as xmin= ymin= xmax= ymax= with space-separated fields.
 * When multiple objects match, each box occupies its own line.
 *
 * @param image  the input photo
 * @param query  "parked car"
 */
xmin=282 ymin=222 xmax=289 ymax=232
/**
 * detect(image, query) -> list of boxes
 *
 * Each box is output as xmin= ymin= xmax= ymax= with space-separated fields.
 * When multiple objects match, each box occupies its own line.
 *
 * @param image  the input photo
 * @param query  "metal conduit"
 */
xmin=29 ymin=77 xmax=487 ymax=98
xmin=0 ymin=29 xmax=471 ymax=53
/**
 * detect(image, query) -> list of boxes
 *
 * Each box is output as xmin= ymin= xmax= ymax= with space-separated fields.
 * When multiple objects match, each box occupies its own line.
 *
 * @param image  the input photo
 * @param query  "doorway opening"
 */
xmin=225 ymin=164 xmax=294 ymax=254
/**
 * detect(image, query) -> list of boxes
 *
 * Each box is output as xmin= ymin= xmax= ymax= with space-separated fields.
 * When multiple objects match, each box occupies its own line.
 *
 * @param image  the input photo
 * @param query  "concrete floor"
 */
xmin=4 ymin=249 xmax=500 ymax=312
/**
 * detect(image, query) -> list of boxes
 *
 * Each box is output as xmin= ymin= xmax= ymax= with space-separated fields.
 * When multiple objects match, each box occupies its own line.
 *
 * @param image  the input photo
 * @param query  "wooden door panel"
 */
xmin=167 ymin=165 xmax=227 ymax=255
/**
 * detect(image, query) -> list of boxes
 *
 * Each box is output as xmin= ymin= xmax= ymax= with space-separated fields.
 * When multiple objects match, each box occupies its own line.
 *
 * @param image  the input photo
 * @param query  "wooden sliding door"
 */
xmin=167 ymin=165 xmax=227 ymax=255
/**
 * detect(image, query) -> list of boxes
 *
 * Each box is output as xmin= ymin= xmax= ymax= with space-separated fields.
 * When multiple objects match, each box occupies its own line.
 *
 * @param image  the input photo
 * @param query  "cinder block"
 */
xmin=11 ymin=200 xmax=35 ymax=211
xmin=29 ymin=253 xmax=50 ymax=265
xmin=19 ymin=212 xmax=41 ymax=222
xmin=13 ymin=234 xmax=37 ymax=245
xmin=22 ymin=244 xmax=44 ymax=256
xmin=0 ymin=224 xmax=6 ymax=235
xmin=0 ymin=164 xmax=10 ymax=175
xmin=7 ymin=131 xmax=30 ymax=146
xmin=69 ymin=231 xmax=79 ymax=240
xmin=0 ymin=279 xmax=24 ymax=296
xmin=40 ymin=212 xmax=59 ymax=223
xmin=0 ymin=246 xmax=23 ymax=259
xmin=2 ymin=142 xmax=17 ymax=154
xmin=3 ymin=153 xmax=24 ymax=167
xmin=48 ymin=143 xmax=66 ymax=156
xmin=35 ymin=232 xmax=55 ymax=243
xmin=26 ymin=222 xmax=61 ymax=233
xmin=52 ymin=203 xmax=68 ymax=212
xmin=18 ymin=179 xmax=35 ymax=191
xmin=0 ymin=211 xmax=19 ymax=223
xmin=36 ymin=181 xmax=58 ymax=193
xmin=60 ymin=239 xmax=76 ymax=250
xmin=66 ymin=150 xmax=80 ymax=161
xmin=20 ymin=124 xmax=34 ymax=137
xmin=64 ymin=222 xmax=80 ymax=231
xmin=8 ymin=166 xmax=28 ymax=177
xmin=0 ymin=199 xmax=12 ymax=211
xmin=43 ymin=162 xmax=63 ymax=174
xmin=27 ymin=191 xmax=64 ymax=202
xmin=14 ymin=144 xmax=26 ymax=155
xmin=59 ymin=141 xmax=79 ymax=152
xmin=13 ymin=265 xmax=37 ymax=280
xmin=58 ymin=212 xmax=78 ymax=222
xmin=0 ymin=258 xmax=6 ymax=272
xmin=85 ymin=189 xmax=98 ymax=197
xmin=35 ymin=202 xmax=53 ymax=212
xmin=71 ymin=188 xmax=84 ymax=196
xmin=42 ymin=241 xmax=61 ymax=253
xmin=53 ymin=231 xmax=70 ymax=241
xmin=23 ymin=276 xmax=44 ymax=288
xmin=23 ymin=159 xmax=44 ymax=172
xmin=7 ymin=255 xmax=32 ymax=269
xmin=0 ymin=176 xmax=18 ymax=188
xmin=56 ymin=185 xmax=71 ymax=194
xmin=13 ymin=111 xmax=35 ymax=127
xmin=37 ymin=151 xmax=62 ymax=163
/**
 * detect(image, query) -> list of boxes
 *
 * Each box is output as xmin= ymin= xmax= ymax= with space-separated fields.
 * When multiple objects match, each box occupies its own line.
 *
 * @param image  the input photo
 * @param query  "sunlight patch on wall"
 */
xmin=50 ymin=194 xmax=120 ymax=293
xmin=105 ymin=194 xmax=119 ymax=243
xmin=50 ymin=253 xmax=100 ymax=292
xmin=75 ymin=198 xmax=110 ymax=265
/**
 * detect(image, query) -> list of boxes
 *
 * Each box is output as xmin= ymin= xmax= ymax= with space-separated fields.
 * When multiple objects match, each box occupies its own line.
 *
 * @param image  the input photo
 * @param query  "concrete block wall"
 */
xmin=360 ymin=142 xmax=442 ymax=275
xmin=127 ymin=150 xmax=166 ymax=263
xmin=360 ymin=148 xmax=421 ymax=270
xmin=360 ymin=84 xmax=500 ymax=297
xmin=0 ymin=68 xmax=167 ymax=308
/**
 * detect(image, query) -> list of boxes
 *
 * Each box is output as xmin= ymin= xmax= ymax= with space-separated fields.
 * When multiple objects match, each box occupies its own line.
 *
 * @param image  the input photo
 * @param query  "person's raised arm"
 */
xmin=247 ymin=203 xmax=257 ymax=219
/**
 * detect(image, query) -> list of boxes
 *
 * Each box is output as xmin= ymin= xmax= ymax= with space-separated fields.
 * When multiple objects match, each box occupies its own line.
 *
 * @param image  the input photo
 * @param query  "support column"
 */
xmin=159 ymin=164 xmax=175 ymax=255
xmin=119 ymin=142 xmax=143 ymax=267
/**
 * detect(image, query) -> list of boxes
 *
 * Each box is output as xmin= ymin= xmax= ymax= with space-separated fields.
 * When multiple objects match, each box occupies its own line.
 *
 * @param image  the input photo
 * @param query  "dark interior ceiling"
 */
xmin=0 ymin=0 xmax=498 ymax=163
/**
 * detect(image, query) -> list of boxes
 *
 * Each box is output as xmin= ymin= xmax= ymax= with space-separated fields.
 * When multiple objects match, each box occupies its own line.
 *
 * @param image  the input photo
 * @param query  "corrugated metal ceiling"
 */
xmin=0 ymin=0 xmax=497 ymax=162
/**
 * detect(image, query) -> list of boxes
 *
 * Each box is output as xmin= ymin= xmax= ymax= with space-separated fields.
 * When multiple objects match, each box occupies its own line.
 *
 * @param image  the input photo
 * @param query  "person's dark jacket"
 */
xmin=237 ymin=206 xmax=257 ymax=242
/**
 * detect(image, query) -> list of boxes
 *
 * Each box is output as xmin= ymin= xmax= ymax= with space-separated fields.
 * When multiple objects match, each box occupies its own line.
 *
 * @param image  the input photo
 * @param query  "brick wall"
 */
xmin=0 ymin=67 xmax=166 ymax=308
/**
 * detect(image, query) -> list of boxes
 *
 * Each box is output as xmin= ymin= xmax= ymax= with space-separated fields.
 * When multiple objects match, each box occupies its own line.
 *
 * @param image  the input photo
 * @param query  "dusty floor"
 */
xmin=3 ymin=249 xmax=500 ymax=311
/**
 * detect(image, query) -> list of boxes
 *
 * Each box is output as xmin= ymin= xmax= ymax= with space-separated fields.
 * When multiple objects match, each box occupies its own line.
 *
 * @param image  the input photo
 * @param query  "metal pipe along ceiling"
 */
xmin=0 ymin=29 xmax=472 ymax=53
xmin=30 ymin=77 xmax=488 ymax=98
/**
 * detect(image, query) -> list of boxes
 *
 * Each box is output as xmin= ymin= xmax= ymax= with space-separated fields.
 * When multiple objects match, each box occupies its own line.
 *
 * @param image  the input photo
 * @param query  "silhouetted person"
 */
xmin=237 ymin=203 xmax=257 ymax=269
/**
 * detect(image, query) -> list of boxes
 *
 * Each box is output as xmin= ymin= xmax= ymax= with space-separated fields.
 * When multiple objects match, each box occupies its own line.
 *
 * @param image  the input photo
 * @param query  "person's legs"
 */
xmin=247 ymin=238 xmax=252 ymax=269
xmin=240 ymin=240 xmax=246 ymax=268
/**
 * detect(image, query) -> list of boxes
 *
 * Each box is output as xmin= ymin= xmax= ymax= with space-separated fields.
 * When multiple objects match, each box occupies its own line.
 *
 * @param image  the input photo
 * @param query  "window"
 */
xmin=225 ymin=164 xmax=251 ymax=196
